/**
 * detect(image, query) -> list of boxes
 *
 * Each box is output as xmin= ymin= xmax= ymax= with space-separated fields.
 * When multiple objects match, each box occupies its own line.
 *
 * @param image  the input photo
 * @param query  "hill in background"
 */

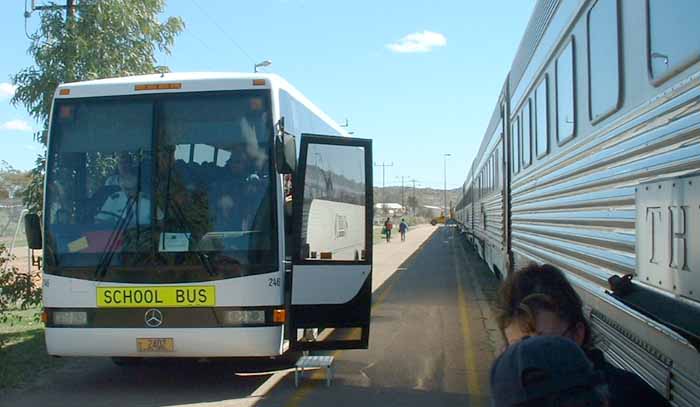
xmin=374 ymin=185 xmax=460 ymax=211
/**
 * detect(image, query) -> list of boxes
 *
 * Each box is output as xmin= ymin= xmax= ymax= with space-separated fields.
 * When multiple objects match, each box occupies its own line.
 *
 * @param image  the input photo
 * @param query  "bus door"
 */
xmin=289 ymin=134 xmax=373 ymax=350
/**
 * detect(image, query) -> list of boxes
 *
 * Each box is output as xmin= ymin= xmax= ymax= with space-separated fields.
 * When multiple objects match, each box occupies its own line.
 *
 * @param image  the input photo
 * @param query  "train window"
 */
xmin=492 ymin=153 xmax=497 ymax=190
xmin=495 ymin=147 xmax=500 ymax=189
xmin=511 ymin=117 xmax=520 ymax=174
xmin=487 ymin=160 xmax=491 ymax=192
xmin=648 ymin=0 xmax=700 ymax=83
xmin=491 ymin=153 xmax=496 ymax=190
xmin=535 ymin=76 xmax=549 ymax=158
xmin=522 ymin=99 xmax=532 ymax=168
xmin=485 ymin=163 xmax=489 ymax=193
xmin=556 ymin=39 xmax=576 ymax=145
xmin=588 ymin=0 xmax=621 ymax=122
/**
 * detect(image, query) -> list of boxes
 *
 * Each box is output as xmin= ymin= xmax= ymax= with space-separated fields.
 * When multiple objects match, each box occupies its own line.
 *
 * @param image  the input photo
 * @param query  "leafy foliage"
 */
xmin=11 ymin=0 xmax=184 ymax=212
xmin=0 ymin=244 xmax=42 ymax=348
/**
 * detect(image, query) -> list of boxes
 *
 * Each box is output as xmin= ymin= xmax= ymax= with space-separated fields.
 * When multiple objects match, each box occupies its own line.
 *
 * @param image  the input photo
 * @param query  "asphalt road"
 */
xmin=1 ymin=226 xmax=504 ymax=407
xmin=258 ymin=225 xmax=504 ymax=407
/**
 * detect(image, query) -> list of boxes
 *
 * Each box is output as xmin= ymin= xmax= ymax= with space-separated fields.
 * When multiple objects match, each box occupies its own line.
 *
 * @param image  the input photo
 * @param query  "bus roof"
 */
xmin=54 ymin=72 xmax=349 ymax=137
xmin=57 ymin=72 xmax=279 ymax=98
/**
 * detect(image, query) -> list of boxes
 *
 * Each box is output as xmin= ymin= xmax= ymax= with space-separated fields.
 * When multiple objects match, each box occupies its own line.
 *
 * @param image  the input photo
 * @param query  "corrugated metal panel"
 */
xmin=509 ymin=0 xmax=560 ymax=97
xmin=511 ymin=85 xmax=700 ymax=289
xmin=672 ymin=367 xmax=700 ymax=407
xmin=591 ymin=310 xmax=671 ymax=399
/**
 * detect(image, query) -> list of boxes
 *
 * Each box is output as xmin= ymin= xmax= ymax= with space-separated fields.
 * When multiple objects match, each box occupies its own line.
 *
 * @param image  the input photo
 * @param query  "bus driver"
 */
xmin=95 ymin=152 xmax=152 ymax=226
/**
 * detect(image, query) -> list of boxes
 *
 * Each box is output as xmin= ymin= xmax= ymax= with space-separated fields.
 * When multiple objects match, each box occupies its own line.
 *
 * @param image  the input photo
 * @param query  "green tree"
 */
xmin=11 ymin=0 xmax=184 ymax=212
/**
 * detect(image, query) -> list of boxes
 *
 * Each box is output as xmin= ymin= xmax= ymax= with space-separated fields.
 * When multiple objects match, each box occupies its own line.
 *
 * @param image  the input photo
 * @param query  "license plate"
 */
xmin=97 ymin=286 xmax=216 ymax=308
xmin=136 ymin=338 xmax=174 ymax=353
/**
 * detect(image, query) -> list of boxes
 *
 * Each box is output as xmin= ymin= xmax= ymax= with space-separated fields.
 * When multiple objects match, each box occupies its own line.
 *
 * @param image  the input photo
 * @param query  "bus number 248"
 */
xmin=268 ymin=277 xmax=281 ymax=287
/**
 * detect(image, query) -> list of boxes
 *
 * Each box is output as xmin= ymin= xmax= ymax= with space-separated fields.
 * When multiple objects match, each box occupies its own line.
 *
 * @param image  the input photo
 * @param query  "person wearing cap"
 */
xmin=490 ymin=335 xmax=608 ymax=407
xmin=495 ymin=263 xmax=670 ymax=407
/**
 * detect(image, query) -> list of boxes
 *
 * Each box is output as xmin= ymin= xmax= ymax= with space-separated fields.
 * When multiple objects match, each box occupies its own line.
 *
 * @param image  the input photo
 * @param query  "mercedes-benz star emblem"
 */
xmin=144 ymin=309 xmax=163 ymax=328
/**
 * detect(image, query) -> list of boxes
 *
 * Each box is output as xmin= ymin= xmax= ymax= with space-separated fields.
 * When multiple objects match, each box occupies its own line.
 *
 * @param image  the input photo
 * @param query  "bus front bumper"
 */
xmin=45 ymin=326 xmax=284 ymax=357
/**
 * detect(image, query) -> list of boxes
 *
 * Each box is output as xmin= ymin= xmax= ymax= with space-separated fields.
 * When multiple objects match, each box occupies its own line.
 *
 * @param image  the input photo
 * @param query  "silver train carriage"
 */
xmin=454 ymin=0 xmax=700 ymax=405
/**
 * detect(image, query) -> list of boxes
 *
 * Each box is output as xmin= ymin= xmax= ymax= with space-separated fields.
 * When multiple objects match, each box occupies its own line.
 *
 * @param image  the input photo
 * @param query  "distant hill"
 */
xmin=373 ymin=186 xmax=460 ymax=210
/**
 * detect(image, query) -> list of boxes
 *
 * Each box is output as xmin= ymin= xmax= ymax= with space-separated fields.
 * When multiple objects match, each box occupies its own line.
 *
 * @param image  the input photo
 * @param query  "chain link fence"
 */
xmin=0 ymin=200 xmax=29 ymax=275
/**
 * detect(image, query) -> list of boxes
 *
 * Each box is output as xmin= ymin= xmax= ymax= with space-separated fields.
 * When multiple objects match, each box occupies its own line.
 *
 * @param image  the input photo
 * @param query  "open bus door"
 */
xmin=289 ymin=134 xmax=373 ymax=351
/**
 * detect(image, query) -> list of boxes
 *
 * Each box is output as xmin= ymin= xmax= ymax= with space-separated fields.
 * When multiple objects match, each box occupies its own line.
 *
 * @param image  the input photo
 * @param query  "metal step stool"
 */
xmin=294 ymin=355 xmax=335 ymax=387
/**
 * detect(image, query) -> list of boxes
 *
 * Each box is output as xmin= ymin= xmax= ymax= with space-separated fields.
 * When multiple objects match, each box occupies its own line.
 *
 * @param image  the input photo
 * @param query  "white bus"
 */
xmin=25 ymin=72 xmax=374 ymax=362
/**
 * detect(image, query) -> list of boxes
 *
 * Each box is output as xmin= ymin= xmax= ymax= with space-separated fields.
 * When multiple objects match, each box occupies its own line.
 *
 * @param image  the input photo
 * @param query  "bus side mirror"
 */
xmin=275 ymin=117 xmax=297 ymax=174
xmin=24 ymin=213 xmax=42 ymax=250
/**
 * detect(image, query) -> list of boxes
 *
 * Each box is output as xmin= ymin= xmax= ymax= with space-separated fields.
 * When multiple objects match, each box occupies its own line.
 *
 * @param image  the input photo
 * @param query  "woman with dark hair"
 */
xmin=496 ymin=263 xmax=670 ymax=407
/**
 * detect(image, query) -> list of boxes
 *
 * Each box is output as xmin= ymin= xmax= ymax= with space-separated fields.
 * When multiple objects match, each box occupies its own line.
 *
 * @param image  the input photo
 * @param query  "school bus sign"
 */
xmin=97 ymin=286 xmax=216 ymax=308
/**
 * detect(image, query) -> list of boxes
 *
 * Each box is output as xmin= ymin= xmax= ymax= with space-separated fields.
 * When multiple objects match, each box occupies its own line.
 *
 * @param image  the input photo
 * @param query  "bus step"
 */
xmin=294 ymin=355 xmax=335 ymax=387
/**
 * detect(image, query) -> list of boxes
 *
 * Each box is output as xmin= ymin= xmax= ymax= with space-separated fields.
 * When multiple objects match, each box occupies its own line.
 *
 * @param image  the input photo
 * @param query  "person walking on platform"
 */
xmin=399 ymin=218 xmax=408 ymax=241
xmin=384 ymin=217 xmax=393 ymax=242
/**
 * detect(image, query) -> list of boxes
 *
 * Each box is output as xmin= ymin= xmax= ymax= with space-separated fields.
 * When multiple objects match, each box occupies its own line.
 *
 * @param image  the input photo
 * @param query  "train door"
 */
xmin=289 ymin=134 xmax=373 ymax=350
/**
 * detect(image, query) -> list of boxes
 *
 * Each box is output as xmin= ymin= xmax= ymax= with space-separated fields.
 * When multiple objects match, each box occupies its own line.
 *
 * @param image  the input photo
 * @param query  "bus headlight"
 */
xmin=222 ymin=310 xmax=266 ymax=325
xmin=53 ymin=311 xmax=88 ymax=326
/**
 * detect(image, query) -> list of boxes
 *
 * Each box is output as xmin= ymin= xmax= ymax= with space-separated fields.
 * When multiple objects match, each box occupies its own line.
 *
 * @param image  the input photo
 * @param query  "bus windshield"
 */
xmin=44 ymin=90 xmax=278 ymax=283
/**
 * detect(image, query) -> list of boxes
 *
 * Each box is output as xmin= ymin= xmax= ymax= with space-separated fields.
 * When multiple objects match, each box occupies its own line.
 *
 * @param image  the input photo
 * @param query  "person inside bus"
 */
xmin=95 ymin=152 xmax=152 ymax=226
xmin=490 ymin=335 xmax=608 ymax=407
xmin=210 ymin=147 xmax=263 ymax=231
xmin=496 ymin=263 xmax=670 ymax=407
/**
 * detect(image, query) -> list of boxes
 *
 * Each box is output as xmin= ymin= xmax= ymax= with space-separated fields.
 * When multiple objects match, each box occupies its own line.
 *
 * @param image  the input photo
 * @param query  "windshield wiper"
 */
xmin=95 ymin=152 xmax=144 ymax=281
xmin=166 ymin=197 xmax=217 ymax=277
xmin=94 ymin=196 xmax=136 ymax=281
xmin=162 ymin=154 xmax=216 ymax=277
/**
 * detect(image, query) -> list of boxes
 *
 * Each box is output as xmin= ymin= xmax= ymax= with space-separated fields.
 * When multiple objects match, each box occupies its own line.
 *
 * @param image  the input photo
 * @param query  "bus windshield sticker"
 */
xmin=67 ymin=237 xmax=89 ymax=253
xmin=159 ymin=232 xmax=191 ymax=252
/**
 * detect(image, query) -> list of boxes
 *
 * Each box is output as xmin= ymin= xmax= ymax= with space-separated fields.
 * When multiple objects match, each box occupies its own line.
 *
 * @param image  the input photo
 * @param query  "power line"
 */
xmin=191 ymin=0 xmax=257 ymax=65
xmin=184 ymin=26 xmax=217 ymax=54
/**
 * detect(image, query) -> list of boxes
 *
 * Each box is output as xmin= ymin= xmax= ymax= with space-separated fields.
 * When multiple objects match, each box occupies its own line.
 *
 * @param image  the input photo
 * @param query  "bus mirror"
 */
xmin=24 ymin=213 xmax=42 ymax=250
xmin=275 ymin=117 xmax=297 ymax=174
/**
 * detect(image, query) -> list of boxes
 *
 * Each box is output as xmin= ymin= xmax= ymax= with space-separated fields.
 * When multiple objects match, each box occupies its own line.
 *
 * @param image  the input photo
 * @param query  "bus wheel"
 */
xmin=111 ymin=357 xmax=144 ymax=367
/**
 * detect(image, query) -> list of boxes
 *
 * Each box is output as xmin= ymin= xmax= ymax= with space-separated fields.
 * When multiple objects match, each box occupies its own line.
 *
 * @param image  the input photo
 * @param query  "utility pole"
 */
xmin=373 ymin=161 xmax=393 ymax=215
xmin=409 ymin=178 xmax=419 ymax=215
xmin=395 ymin=176 xmax=407 ymax=210
xmin=26 ymin=1 xmax=78 ymax=76
xmin=443 ymin=154 xmax=451 ymax=218
xmin=67 ymin=0 xmax=76 ymax=19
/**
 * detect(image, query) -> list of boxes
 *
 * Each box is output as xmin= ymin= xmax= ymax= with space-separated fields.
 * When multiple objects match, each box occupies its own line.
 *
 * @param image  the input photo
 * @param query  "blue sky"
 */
xmin=0 ymin=0 xmax=534 ymax=189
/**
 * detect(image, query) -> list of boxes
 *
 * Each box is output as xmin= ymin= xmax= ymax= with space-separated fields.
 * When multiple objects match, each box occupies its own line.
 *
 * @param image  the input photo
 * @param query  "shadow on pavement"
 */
xmin=257 ymin=378 xmax=490 ymax=407
xmin=0 ymin=356 xmax=295 ymax=407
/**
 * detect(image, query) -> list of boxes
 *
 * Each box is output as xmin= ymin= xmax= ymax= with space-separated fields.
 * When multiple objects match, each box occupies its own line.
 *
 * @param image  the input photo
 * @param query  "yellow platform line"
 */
xmin=452 ymin=231 xmax=484 ymax=405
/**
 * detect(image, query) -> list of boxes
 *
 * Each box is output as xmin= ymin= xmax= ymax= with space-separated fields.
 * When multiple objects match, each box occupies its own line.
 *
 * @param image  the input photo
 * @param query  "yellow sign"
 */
xmin=97 ymin=286 xmax=216 ymax=308
xmin=137 ymin=338 xmax=174 ymax=352
xmin=67 ymin=237 xmax=89 ymax=253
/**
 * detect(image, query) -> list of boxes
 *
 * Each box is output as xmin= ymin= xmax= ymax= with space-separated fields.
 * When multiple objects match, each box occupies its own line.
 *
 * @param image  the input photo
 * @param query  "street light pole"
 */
xmin=443 ymin=153 xmax=451 ymax=219
xmin=254 ymin=60 xmax=272 ymax=72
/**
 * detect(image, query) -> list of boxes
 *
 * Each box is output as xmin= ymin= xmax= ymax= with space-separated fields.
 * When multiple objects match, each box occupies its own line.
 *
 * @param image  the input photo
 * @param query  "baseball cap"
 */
xmin=490 ymin=336 xmax=604 ymax=406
